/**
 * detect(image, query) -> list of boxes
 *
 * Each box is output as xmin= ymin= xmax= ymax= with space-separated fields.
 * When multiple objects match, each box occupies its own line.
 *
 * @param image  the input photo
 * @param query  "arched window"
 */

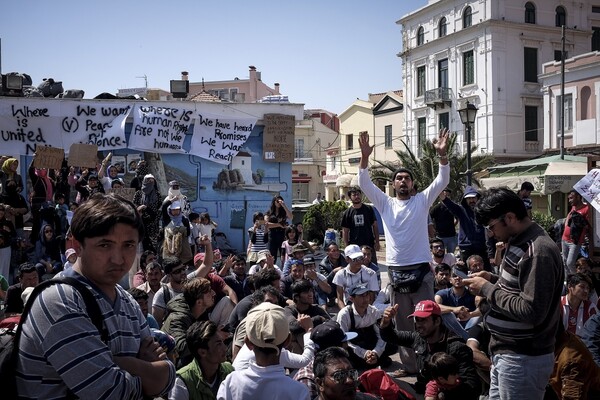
xmin=555 ymin=6 xmax=566 ymax=27
xmin=463 ymin=6 xmax=473 ymax=28
xmin=525 ymin=2 xmax=536 ymax=24
xmin=439 ymin=17 xmax=447 ymax=37
xmin=581 ymin=86 xmax=591 ymax=120
xmin=417 ymin=26 xmax=424 ymax=46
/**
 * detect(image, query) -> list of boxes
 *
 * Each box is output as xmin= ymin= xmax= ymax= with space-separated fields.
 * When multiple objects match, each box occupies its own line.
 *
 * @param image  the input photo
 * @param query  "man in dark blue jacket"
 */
xmin=442 ymin=186 xmax=490 ymax=271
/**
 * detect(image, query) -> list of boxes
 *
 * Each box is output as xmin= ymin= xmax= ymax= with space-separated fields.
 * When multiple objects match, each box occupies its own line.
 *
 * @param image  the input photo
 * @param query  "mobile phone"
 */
xmin=453 ymin=269 xmax=469 ymax=280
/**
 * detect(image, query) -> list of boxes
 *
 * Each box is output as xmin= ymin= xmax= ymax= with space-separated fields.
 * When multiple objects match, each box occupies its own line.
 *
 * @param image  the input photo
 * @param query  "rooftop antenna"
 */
xmin=136 ymin=74 xmax=148 ymax=91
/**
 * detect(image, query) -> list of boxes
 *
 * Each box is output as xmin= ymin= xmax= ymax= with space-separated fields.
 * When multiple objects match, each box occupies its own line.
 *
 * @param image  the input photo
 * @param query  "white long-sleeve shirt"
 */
xmin=358 ymin=163 xmax=449 ymax=266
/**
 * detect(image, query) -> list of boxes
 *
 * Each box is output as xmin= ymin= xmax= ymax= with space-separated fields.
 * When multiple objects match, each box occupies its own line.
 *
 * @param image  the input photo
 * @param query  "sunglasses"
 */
xmin=328 ymin=369 xmax=359 ymax=384
xmin=352 ymin=256 xmax=365 ymax=262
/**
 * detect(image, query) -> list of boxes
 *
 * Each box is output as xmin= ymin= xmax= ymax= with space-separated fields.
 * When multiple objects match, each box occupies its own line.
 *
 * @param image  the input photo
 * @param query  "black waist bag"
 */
xmin=388 ymin=264 xmax=430 ymax=293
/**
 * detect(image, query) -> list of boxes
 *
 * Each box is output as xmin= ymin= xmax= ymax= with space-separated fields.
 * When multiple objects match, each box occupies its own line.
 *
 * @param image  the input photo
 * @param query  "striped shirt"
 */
xmin=15 ymin=274 xmax=176 ymax=399
xmin=248 ymin=225 xmax=268 ymax=253
xmin=481 ymin=223 xmax=563 ymax=356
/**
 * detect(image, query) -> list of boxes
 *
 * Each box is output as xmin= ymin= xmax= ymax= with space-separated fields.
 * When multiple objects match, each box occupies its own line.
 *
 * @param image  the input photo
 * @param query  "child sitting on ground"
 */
xmin=425 ymin=352 xmax=462 ymax=400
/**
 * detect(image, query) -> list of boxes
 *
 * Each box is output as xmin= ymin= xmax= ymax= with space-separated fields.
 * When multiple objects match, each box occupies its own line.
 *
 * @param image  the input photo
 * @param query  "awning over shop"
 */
xmin=480 ymin=155 xmax=588 ymax=194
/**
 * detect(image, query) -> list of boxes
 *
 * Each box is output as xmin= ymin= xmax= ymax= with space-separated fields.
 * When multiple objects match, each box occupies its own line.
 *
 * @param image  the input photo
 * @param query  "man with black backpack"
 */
xmin=562 ymin=189 xmax=591 ymax=275
xmin=10 ymin=193 xmax=175 ymax=399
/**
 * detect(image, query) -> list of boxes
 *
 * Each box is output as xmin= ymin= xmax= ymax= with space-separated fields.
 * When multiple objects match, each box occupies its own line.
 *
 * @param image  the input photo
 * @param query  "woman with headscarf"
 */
xmin=0 ymin=157 xmax=23 ymax=195
xmin=99 ymin=162 xmax=121 ymax=192
xmin=162 ymin=201 xmax=192 ymax=264
xmin=133 ymin=173 xmax=162 ymax=252
xmin=130 ymin=160 xmax=149 ymax=191
xmin=32 ymin=223 xmax=63 ymax=280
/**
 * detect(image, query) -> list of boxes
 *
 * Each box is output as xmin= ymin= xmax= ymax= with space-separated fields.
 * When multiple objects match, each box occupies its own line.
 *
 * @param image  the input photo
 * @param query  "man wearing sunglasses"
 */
xmin=462 ymin=188 xmax=563 ymax=400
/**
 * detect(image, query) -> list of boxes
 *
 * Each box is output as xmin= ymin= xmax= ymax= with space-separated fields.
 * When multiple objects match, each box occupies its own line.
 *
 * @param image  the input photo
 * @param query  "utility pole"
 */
xmin=560 ymin=25 xmax=566 ymax=160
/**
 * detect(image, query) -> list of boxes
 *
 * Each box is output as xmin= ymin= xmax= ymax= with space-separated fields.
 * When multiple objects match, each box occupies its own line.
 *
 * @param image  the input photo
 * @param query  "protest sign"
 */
xmin=33 ymin=146 xmax=64 ymax=170
xmin=190 ymin=113 xmax=257 ymax=165
xmin=0 ymin=98 xmax=63 ymax=155
xmin=574 ymin=169 xmax=600 ymax=213
xmin=129 ymin=104 xmax=194 ymax=153
xmin=262 ymin=114 xmax=295 ymax=162
xmin=68 ymin=143 xmax=99 ymax=168
xmin=109 ymin=187 xmax=136 ymax=201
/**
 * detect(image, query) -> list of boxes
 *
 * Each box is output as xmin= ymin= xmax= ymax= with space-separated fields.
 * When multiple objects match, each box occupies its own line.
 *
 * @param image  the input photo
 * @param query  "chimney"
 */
xmin=181 ymin=71 xmax=189 ymax=81
xmin=274 ymin=83 xmax=280 ymax=94
xmin=249 ymin=66 xmax=257 ymax=102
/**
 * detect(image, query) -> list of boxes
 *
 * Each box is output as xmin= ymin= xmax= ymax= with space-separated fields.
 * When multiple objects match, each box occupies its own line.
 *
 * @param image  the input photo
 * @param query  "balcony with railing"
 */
xmin=425 ymin=87 xmax=453 ymax=109
xmin=294 ymin=149 xmax=314 ymax=163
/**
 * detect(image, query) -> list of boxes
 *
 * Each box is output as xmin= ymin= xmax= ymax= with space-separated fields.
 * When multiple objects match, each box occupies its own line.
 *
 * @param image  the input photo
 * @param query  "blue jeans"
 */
xmin=561 ymin=240 xmax=580 ymax=276
xmin=489 ymin=352 xmax=554 ymax=400
xmin=440 ymin=235 xmax=458 ymax=255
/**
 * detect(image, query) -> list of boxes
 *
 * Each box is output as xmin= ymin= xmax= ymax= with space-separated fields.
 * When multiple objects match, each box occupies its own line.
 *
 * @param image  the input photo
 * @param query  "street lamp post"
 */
xmin=458 ymin=101 xmax=478 ymax=186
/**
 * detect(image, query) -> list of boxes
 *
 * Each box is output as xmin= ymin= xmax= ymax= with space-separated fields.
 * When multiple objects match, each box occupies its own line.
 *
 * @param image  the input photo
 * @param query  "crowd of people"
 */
xmin=1 ymin=134 xmax=600 ymax=400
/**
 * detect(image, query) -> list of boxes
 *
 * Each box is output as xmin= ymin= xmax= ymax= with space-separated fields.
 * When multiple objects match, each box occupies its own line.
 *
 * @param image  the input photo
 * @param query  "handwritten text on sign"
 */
xmin=190 ymin=114 xmax=257 ymax=165
xmin=574 ymin=169 xmax=600 ymax=213
xmin=60 ymin=102 xmax=130 ymax=153
xmin=129 ymin=104 xmax=194 ymax=153
xmin=263 ymin=114 xmax=295 ymax=162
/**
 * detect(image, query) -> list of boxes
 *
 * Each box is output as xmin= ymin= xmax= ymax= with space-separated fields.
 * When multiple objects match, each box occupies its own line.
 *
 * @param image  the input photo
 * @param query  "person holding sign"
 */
xmin=28 ymin=156 xmax=56 ymax=244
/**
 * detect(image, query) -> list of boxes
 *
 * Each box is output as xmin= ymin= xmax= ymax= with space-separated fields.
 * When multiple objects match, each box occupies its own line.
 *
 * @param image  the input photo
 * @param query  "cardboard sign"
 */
xmin=33 ymin=146 xmax=64 ymax=170
xmin=109 ymin=187 xmax=136 ymax=201
xmin=574 ymin=169 xmax=600 ymax=213
xmin=68 ymin=143 xmax=99 ymax=168
xmin=263 ymin=114 xmax=295 ymax=162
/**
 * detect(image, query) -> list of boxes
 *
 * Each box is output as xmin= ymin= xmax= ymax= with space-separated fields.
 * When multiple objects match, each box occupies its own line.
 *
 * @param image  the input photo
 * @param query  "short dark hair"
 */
xmin=163 ymin=256 xmax=181 ymax=275
xmin=187 ymin=321 xmax=218 ymax=360
xmin=253 ymin=212 xmax=264 ymax=223
xmin=127 ymin=287 xmax=148 ymax=301
xmin=183 ymin=278 xmax=212 ymax=307
xmin=392 ymin=167 xmax=414 ymax=181
xmin=347 ymin=186 xmax=362 ymax=196
xmin=253 ymin=268 xmax=281 ymax=290
xmin=140 ymin=250 xmax=155 ymax=268
xmin=474 ymin=187 xmax=527 ymax=227
xmin=314 ymin=347 xmax=350 ymax=380
xmin=250 ymin=285 xmax=285 ymax=308
xmin=567 ymin=273 xmax=593 ymax=289
xmin=520 ymin=181 xmax=534 ymax=191
xmin=434 ymin=263 xmax=451 ymax=274
xmin=145 ymin=261 xmax=163 ymax=274
xmin=430 ymin=238 xmax=444 ymax=247
xmin=19 ymin=262 xmax=37 ymax=276
xmin=70 ymin=193 xmax=145 ymax=244
xmin=427 ymin=352 xmax=459 ymax=379
xmin=189 ymin=212 xmax=200 ymax=221
xmin=291 ymin=279 xmax=313 ymax=299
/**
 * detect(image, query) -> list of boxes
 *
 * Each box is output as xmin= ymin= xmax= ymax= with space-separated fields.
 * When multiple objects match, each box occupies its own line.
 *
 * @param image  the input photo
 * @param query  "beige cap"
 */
xmin=245 ymin=302 xmax=289 ymax=355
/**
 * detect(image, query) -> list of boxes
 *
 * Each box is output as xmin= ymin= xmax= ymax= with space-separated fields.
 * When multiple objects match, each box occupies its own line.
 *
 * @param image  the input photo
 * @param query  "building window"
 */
xmin=557 ymin=94 xmax=573 ymax=131
xmin=463 ymin=50 xmax=474 ymax=86
xmin=439 ymin=113 xmax=449 ymax=130
xmin=295 ymin=138 xmax=305 ymax=158
xmin=293 ymin=182 xmax=309 ymax=202
xmin=524 ymin=47 xmax=538 ymax=83
xmin=346 ymin=134 xmax=354 ymax=150
xmin=384 ymin=125 xmax=393 ymax=148
xmin=554 ymin=50 xmax=568 ymax=62
xmin=593 ymin=27 xmax=600 ymax=51
xmin=525 ymin=106 xmax=538 ymax=141
xmin=525 ymin=2 xmax=536 ymax=24
xmin=555 ymin=6 xmax=566 ymax=27
xmin=594 ymin=6 xmax=600 ymax=13
xmin=417 ymin=66 xmax=426 ymax=97
xmin=438 ymin=59 xmax=448 ymax=88
xmin=417 ymin=26 xmax=424 ymax=46
xmin=417 ymin=117 xmax=426 ymax=156
xmin=439 ymin=17 xmax=447 ymax=37
xmin=581 ymin=86 xmax=591 ymax=120
xmin=463 ymin=6 xmax=472 ymax=28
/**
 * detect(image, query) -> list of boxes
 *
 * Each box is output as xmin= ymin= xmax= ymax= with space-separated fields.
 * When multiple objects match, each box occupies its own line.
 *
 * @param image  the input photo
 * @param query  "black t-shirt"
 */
xmin=341 ymin=204 xmax=376 ymax=247
xmin=430 ymin=202 xmax=456 ymax=238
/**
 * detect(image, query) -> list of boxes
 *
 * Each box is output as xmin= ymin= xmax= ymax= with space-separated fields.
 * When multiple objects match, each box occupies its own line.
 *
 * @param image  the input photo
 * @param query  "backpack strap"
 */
xmin=347 ymin=305 xmax=356 ymax=332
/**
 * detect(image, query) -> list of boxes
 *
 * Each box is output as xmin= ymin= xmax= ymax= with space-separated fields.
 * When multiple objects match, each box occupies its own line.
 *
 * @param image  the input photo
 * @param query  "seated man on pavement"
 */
xmin=284 ymin=279 xmax=331 ymax=354
xmin=380 ymin=300 xmax=480 ymax=395
xmin=332 ymin=244 xmax=379 ymax=310
xmin=4 ymin=262 xmax=39 ymax=315
xmin=336 ymin=283 xmax=391 ymax=369
xmin=169 ymin=320 xmax=233 ymax=400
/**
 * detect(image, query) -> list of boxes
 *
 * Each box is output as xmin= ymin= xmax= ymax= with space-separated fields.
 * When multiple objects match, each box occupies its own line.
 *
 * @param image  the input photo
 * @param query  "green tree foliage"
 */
xmin=532 ymin=211 xmax=557 ymax=236
xmin=302 ymin=201 xmax=348 ymax=244
xmin=369 ymin=132 xmax=494 ymax=201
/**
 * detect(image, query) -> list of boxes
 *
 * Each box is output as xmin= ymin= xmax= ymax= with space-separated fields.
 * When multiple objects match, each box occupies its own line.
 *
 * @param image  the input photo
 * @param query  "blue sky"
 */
xmin=2 ymin=0 xmax=427 ymax=114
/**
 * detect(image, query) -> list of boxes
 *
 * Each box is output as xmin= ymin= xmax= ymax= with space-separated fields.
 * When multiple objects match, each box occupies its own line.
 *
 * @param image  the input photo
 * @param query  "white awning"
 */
xmin=336 ymin=173 xmax=358 ymax=187
xmin=480 ymin=176 xmax=542 ymax=192
xmin=542 ymin=161 xmax=587 ymax=194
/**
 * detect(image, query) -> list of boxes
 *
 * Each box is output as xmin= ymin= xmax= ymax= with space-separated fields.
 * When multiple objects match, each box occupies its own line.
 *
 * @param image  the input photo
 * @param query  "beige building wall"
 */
xmin=338 ymin=100 xmax=374 ymax=189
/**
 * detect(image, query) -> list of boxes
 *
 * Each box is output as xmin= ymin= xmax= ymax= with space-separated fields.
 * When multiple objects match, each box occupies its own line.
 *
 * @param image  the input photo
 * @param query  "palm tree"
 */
xmin=370 ymin=133 xmax=494 ymax=201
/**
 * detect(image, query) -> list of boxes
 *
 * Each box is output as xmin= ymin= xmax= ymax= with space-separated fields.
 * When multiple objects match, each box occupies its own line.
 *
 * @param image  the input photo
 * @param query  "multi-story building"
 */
xmin=398 ymin=0 xmax=598 ymax=164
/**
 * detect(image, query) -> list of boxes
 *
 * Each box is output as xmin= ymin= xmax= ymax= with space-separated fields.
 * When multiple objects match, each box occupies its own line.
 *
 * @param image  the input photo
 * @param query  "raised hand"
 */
xmin=432 ymin=128 xmax=450 ymax=156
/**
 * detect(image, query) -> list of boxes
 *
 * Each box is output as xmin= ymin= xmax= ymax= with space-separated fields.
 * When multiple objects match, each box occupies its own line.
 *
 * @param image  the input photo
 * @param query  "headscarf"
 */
xmin=106 ymin=164 xmax=119 ymax=179
xmin=2 ymin=158 xmax=18 ymax=179
xmin=141 ymin=174 xmax=158 ymax=206
xmin=35 ymin=168 xmax=53 ymax=201
xmin=136 ymin=162 xmax=149 ymax=178
xmin=168 ymin=201 xmax=183 ymax=226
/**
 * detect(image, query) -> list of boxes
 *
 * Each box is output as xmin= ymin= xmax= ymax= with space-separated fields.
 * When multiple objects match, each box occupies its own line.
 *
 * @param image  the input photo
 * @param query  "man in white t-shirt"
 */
xmin=429 ymin=237 xmax=456 ymax=269
xmin=332 ymin=245 xmax=379 ymax=310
